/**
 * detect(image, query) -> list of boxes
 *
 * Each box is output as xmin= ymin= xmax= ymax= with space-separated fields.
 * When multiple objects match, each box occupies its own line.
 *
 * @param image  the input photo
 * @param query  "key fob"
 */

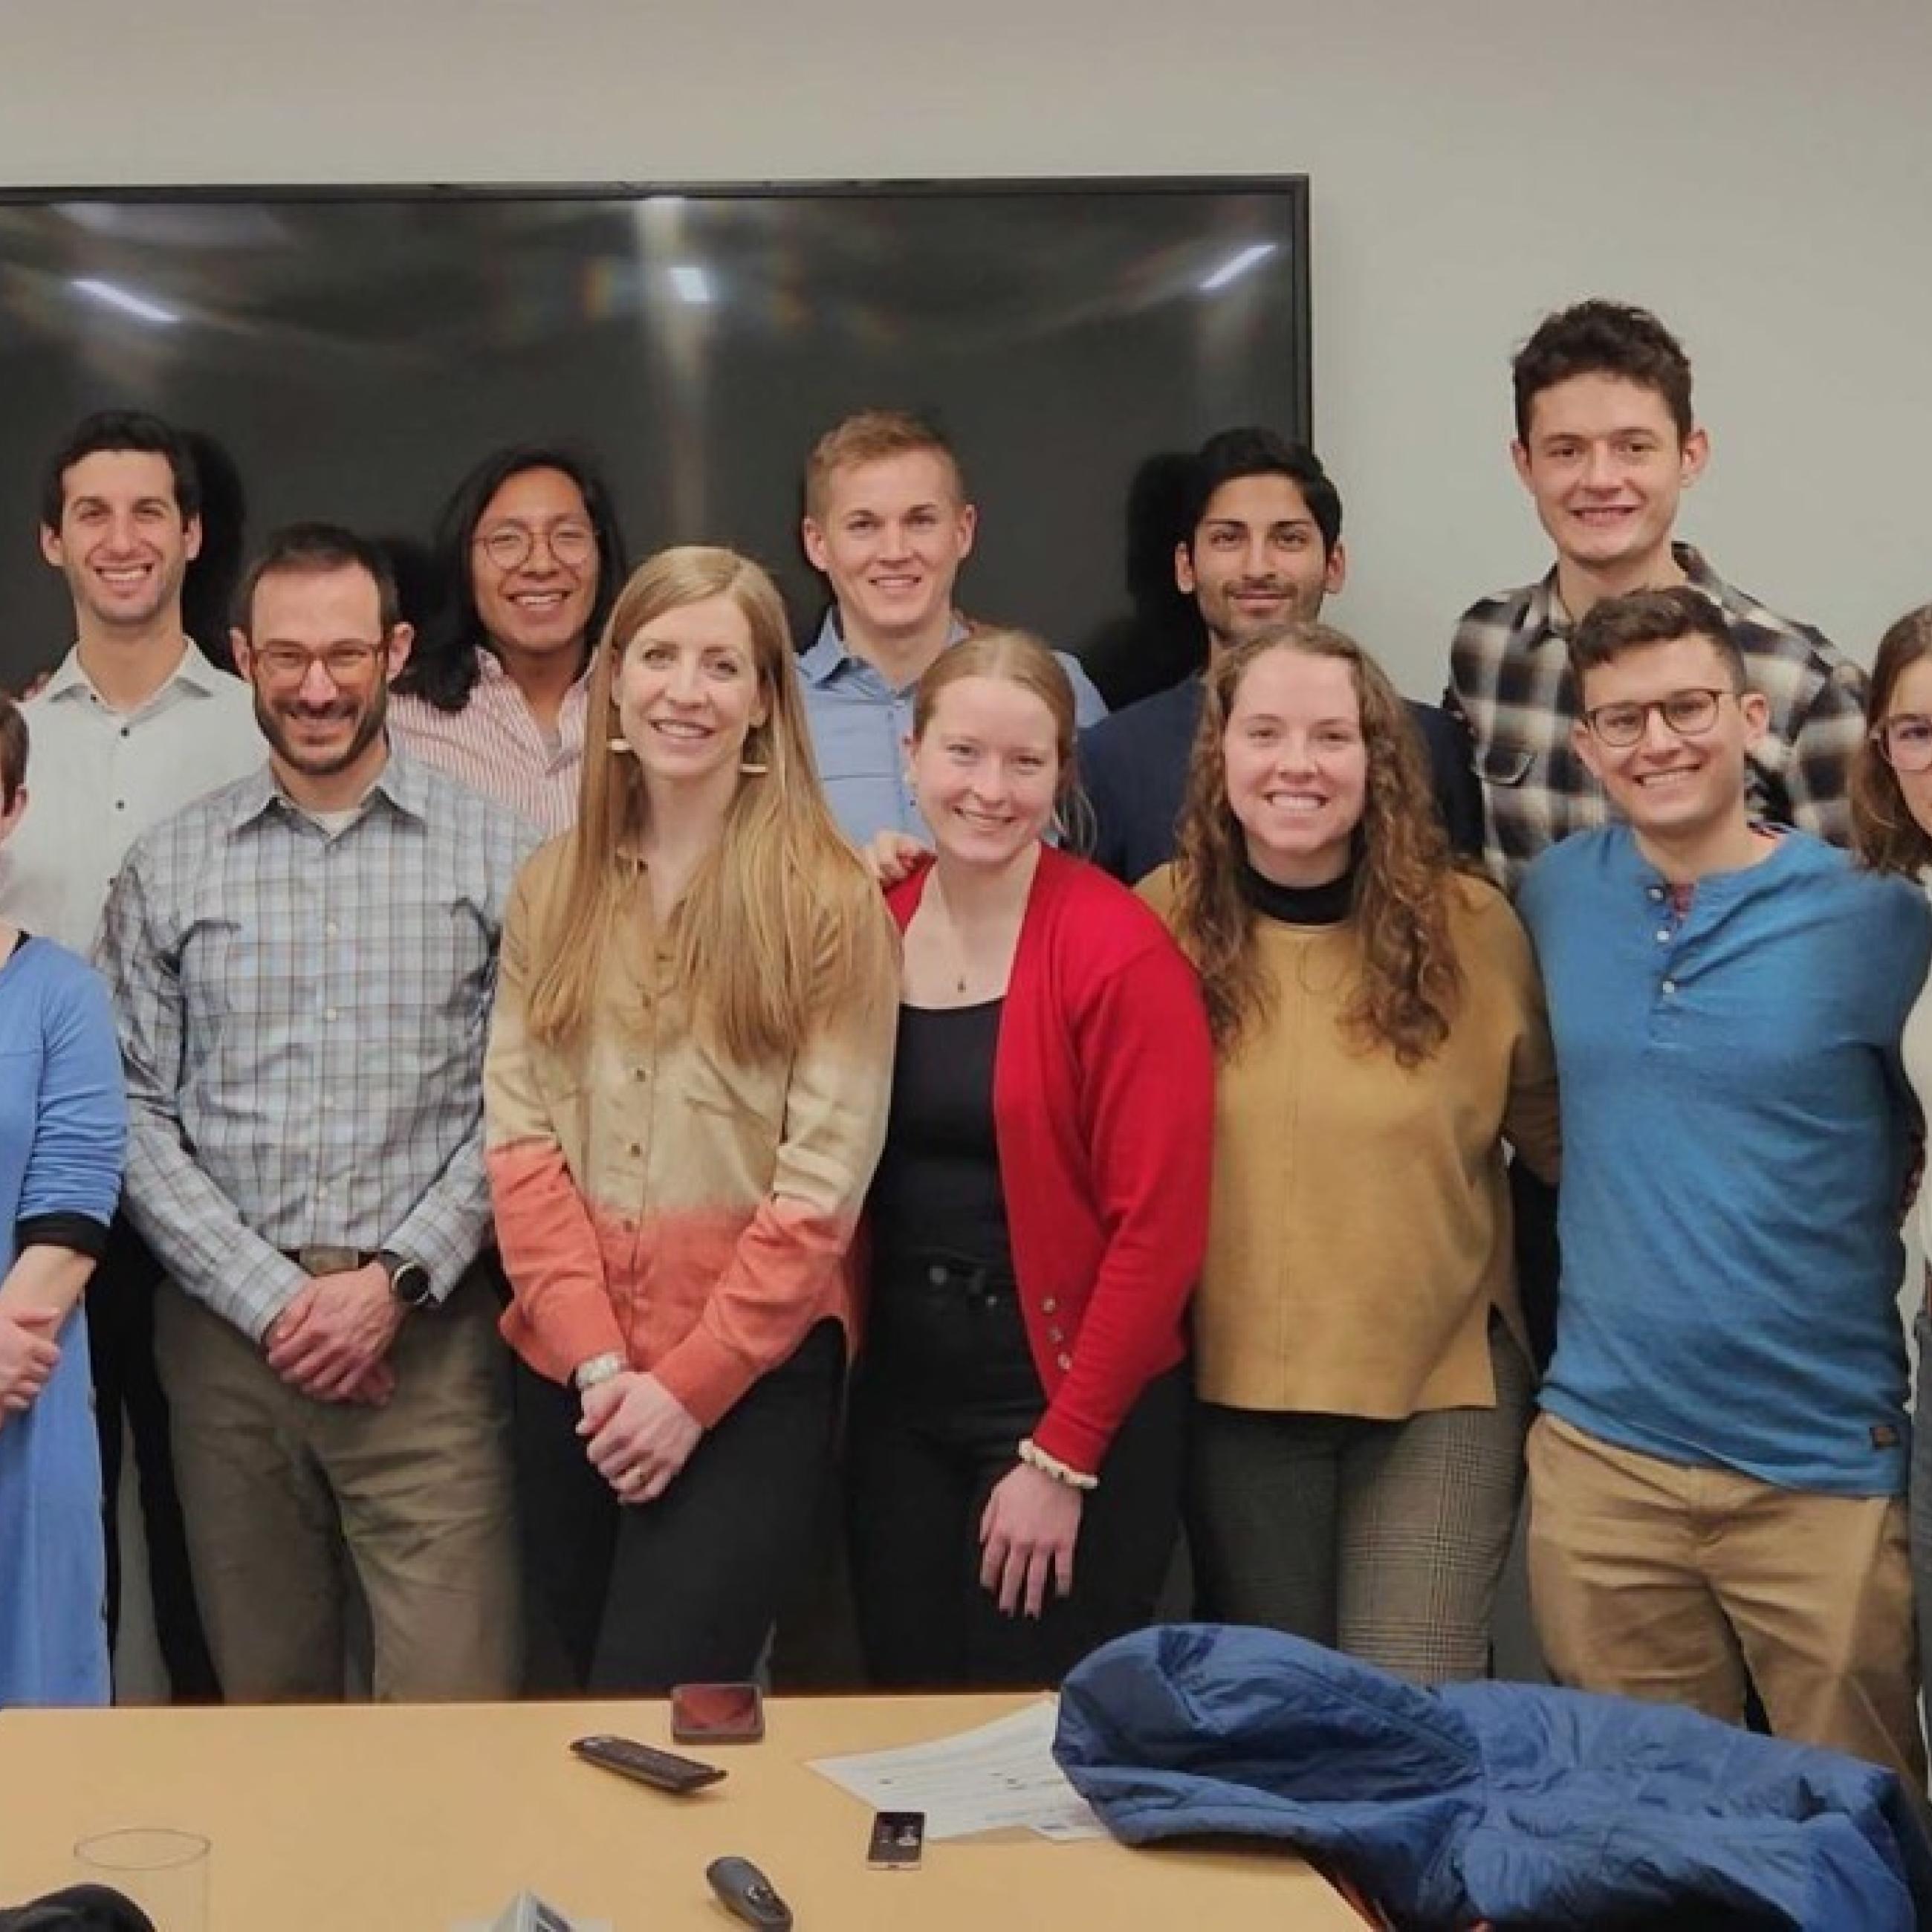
xmin=706 ymin=1855 xmax=794 ymax=1930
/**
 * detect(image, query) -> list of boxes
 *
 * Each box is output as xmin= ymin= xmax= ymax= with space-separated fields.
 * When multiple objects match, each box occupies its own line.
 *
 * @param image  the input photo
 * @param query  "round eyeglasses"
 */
xmin=1873 ymin=715 xmax=1932 ymax=774
xmin=473 ymin=522 xmax=597 ymax=571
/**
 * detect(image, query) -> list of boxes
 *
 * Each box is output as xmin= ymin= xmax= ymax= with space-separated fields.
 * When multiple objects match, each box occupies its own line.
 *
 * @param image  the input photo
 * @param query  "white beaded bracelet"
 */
xmin=1017 ymin=1436 xmax=1098 ymax=1491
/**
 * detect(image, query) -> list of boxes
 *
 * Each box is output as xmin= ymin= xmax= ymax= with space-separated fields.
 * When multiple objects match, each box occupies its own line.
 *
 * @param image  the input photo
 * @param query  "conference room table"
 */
xmin=0 ymin=1692 xmax=1367 ymax=1929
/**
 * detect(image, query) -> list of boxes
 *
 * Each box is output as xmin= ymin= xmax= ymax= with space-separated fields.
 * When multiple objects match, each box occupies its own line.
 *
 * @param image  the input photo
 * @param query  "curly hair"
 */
xmin=1167 ymin=623 xmax=1465 ymax=1064
xmin=1851 ymin=603 xmax=1932 ymax=878
xmin=1511 ymin=299 xmax=1693 ymax=444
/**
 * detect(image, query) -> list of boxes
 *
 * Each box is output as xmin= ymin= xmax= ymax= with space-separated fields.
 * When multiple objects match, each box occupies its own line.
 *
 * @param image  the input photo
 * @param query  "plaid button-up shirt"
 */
xmin=1445 ymin=544 xmax=1867 ymax=893
xmin=98 ymin=749 xmax=539 ymax=1341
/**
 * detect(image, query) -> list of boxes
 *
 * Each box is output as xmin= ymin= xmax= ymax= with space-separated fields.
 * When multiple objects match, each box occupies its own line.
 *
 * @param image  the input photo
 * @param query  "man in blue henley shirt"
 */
xmin=1517 ymin=583 xmax=1928 ymax=1797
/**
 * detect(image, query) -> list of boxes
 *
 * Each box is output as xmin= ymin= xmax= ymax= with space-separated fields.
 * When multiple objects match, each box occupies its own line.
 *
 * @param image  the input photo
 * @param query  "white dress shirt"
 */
xmin=0 ymin=644 xmax=264 ymax=955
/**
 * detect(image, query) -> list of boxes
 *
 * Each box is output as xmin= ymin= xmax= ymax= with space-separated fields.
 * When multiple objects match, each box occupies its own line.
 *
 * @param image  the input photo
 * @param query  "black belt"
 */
xmin=282 ymin=1246 xmax=380 ymax=1275
xmin=910 ymin=1254 xmax=1018 ymax=1298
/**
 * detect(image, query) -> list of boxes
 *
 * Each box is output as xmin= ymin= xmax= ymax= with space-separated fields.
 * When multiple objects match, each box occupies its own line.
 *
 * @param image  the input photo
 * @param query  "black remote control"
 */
xmin=706 ymin=1855 xmax=794 ymax=1929
xmin=569 ymin=1732 xmax=727 ymax=1794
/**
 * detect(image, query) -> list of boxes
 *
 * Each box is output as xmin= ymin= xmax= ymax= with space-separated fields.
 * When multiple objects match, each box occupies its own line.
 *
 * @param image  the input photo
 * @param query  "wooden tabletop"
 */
xmin=0 ymin=1693 xmax=1364 ymax=1929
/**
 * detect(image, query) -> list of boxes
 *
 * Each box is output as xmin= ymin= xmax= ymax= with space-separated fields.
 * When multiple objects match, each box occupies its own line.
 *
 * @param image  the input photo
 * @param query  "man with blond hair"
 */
xmin=797 ymin=409 xmax=1105 ymax=846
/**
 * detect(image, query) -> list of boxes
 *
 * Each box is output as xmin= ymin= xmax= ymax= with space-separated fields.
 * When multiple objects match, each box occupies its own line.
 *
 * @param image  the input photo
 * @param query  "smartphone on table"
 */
xmin=867 ymin=1810 xmax=926 ymax=1869
xmin=670 ymin=1679 xmax=766 ymax=1745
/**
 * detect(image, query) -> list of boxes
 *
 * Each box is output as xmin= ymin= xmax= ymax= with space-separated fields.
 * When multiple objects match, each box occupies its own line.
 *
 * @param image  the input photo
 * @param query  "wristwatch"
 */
xmin=380 ymin=1251 xmax=435 ymax=1311
xmin=574 ymin=1351 xmax=626 ymax=1391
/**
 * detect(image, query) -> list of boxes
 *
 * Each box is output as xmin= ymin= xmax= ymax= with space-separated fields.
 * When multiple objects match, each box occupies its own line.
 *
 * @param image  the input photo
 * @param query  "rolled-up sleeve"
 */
xmin=18 ymin=959 xmax=126 ymax=1254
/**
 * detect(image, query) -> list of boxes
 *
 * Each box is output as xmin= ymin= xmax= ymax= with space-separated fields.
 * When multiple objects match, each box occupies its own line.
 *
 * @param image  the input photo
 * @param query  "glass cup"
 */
xmin=73 ymin=1827 xmax=210 ymax=1931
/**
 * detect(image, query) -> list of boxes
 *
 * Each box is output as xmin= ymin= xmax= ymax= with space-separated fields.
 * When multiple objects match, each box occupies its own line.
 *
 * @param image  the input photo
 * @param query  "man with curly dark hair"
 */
xmin=1447 ymin=299 xmax=1866 ymax=892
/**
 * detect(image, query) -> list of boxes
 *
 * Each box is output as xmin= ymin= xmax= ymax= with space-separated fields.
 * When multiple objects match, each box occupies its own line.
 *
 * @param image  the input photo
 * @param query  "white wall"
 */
xmin=5 ymin=0 xmax=1929 ymax=696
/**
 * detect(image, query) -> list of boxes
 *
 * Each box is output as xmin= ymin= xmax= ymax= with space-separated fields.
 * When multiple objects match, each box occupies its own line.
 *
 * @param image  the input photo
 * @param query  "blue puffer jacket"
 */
xmin=1054 ymin=1626 xmax=1932 ymax=1931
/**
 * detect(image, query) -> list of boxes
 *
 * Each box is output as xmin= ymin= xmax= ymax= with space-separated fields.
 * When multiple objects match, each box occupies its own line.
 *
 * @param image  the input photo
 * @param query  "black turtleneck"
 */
xmin=1239 ymin=858 xmax=1355 ymax=927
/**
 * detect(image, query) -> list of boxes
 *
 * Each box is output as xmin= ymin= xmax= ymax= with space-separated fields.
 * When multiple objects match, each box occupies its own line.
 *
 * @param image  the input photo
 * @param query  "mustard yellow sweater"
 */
xmin=1141 ymin=868 xmax=1559 ymax=1418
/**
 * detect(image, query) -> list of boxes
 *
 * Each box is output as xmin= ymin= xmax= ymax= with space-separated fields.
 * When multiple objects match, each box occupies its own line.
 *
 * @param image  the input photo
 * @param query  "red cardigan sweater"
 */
xmin=885 ymin=846 xmax=1214 ymax=1474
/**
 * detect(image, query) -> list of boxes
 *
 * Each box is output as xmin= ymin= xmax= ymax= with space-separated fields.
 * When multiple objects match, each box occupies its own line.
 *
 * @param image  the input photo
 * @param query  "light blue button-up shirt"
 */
xmin=797 ymin=611 xmax=1107 ymax=846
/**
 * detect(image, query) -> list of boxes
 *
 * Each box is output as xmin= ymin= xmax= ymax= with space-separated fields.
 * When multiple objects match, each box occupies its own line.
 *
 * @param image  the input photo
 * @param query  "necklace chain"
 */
xmin=927 ymin=880 xmax=981 ymax=998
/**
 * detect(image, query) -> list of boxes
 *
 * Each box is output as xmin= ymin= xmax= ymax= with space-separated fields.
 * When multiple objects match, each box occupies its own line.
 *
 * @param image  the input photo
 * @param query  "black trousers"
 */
xmin=1510 ymin=1160 xmax=1560 ymax=1374
xmin=88 ymin=1214 xmax=221 ymax=1701
xmin=846 ymin=1252 xmax=1186 ymax=1690
xmin=513 ymin=1320 xmax=843 ymax=1695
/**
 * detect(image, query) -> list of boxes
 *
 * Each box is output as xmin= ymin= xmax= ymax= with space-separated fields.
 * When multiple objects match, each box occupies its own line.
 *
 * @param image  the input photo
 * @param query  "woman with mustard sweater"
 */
xmin=1142 ymin=620 xmax=1559 ymax=1682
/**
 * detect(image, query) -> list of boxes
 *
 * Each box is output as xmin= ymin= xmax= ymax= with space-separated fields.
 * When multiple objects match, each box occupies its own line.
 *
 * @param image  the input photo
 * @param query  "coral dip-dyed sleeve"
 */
xmin=648 ymin=892 xmax=899 ymax=1425
xmin=485 ymin=862 xmax=627 ymax=1379
xmin=487 ymin=849 xmax=901 ymax=1425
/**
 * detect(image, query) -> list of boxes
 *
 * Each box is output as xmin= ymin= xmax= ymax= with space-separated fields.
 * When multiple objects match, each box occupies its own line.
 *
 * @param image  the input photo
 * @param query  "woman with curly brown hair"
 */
xmin=1141 ymin=620 xmax=1560 ymax=1682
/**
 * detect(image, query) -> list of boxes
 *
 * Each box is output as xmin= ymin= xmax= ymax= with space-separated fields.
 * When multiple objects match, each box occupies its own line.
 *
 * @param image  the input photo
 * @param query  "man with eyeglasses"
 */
xmin=389 ymin=445 xmax=626 ymax=834
xmin=1446 ymin=299 xmax=1867 ymax=894
xmin=1515 ymin=584 xmax=1929 ymax=1797
xmin=1445 ymin=301 xmax=1871 ymax=1381
xmin=97 ymin=523 xmax=539 ymax=1702
xmin=0 ymin=410 xmax=262 ymax=1703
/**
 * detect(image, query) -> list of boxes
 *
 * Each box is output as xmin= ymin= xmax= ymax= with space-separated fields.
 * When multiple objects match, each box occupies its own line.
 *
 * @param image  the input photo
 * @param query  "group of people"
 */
xmin=2 ymin=294 xmax=1930 ymax=1812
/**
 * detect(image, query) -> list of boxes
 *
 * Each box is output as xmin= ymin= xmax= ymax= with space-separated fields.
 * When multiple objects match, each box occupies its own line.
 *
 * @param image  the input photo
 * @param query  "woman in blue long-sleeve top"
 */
xmin=0 ymin=695 xmax=127 ymax=1707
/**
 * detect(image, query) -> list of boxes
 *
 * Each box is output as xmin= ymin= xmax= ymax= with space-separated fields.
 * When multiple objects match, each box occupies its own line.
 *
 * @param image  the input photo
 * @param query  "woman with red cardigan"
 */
xmin=848 ymin=630 xmax=1214 ymax=1689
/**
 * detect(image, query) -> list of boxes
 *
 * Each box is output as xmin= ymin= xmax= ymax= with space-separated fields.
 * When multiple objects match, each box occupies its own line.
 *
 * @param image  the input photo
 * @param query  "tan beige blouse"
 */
xmin=485 ymin=838 xmax=900 ymax=1426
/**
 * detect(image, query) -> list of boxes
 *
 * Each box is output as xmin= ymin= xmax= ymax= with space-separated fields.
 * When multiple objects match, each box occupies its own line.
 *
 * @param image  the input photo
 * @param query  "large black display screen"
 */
xmin=0 ymin=180 xmax=1309 ymax=693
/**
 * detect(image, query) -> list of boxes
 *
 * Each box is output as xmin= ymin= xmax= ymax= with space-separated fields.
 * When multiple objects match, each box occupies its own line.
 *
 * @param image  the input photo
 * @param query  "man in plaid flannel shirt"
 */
xmin=101 ymin=523 xmax=539 ymax=1705
xmin=1447 ymin=300 xmax=1867 ymax=895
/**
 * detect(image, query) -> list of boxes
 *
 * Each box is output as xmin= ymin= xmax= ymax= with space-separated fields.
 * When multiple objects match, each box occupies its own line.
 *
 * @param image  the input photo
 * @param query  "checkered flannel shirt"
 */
xmin=97 ymin=751 xmax=539 ymax=1341
xmin=1445 ymin=543 xmax=1868 ymax=892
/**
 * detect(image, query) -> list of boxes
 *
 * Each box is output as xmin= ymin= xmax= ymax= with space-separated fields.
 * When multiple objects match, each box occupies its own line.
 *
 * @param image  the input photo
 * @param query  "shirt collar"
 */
xmin=797 ymin=607 xmax=973 ymax=687
xmin=229 ymin=742 xmax=429 ymax=834
xmin=797 ymin=611 xmax=849 ymax=687
xmin=475 ymin=646 xmax=592 ymax=718
xmin=1531 ymin=541 xmax=1714 ymax=646
xmin=42 ymin=637 xmax=230 ymax=705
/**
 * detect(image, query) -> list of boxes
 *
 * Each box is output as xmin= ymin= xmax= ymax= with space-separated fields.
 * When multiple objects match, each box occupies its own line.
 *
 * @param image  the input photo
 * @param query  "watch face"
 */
xmin=389 ymin=1261 xmax=432 ymax=1307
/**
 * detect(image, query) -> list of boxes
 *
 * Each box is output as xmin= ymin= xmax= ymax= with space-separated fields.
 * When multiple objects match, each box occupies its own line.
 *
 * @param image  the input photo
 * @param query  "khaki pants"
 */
xmin=155 ymin=1274 xmax=520 ymax=1703
xmin=1527 ymin=1411 xmax=1924 ymax=1795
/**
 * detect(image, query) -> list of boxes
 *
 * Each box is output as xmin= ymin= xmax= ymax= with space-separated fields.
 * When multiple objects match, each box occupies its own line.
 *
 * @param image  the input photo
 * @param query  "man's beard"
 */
xmin=255 ymin=682 xmax=387 ymax=777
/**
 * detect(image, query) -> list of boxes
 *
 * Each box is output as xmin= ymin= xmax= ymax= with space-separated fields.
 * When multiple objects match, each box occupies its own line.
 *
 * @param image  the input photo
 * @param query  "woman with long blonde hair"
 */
xmin=1145 ymin=619 xmax=1558 ymax=1682
xmin=484 ymin=545 xmax=899 ymax=1691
